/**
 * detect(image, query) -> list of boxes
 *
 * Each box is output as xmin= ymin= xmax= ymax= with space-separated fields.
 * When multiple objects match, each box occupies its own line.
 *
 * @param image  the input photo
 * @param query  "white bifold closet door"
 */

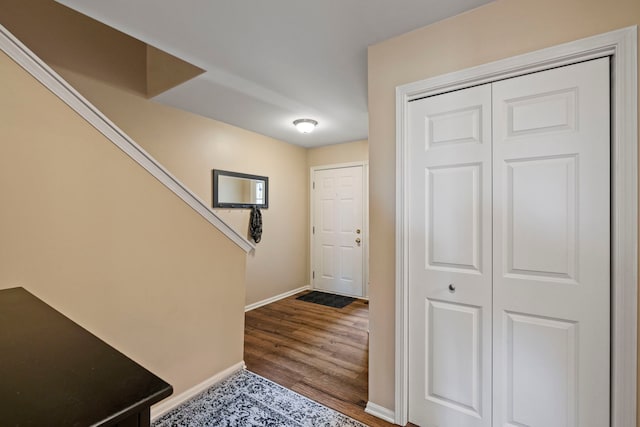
xmin=491 ymin=58 xmax=610 ymax=427
xmin=408 ymin=57 xmax=610 ymax=427
xmin=408 ymin=83 xmax=493 ymax=426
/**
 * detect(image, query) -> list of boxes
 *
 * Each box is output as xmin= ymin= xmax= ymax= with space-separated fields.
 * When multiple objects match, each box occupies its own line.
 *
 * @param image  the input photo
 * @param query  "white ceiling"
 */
xmin=55 ymin=0 xmax=493 ymax=147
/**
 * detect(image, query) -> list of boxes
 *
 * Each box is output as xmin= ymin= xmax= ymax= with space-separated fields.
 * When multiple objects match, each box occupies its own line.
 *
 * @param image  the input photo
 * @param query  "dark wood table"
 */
xmin=0 ymin=287 xmax=173 ymax=426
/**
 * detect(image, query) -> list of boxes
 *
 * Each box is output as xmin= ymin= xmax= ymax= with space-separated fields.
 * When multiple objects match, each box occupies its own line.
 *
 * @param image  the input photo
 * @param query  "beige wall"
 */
xmin=73 ymin=67 xmax=371 ymax=306
xmin=307 ymin=139 xmax=368 ymax=168
xmin=0 ymin=0 xmax=147 ymax=95
xmin=1 ymin=0 xmax=309 ymax=309
xmin=66 ymin=66 xmax=370 ymax=307
xmin=67 ymin=68 xmax=368 ymax=305
xmin=59 ymin=68 xmax=310 ymax=308
xmin=146 ymin=45 xmax=204 ymax=97
xmin=368 ymin=0 xmax=640 ymax=413
xmin=0 ymin=51 xmax=246 ymax=398
xmin=0 ymin=0 xmax=202 ymax=99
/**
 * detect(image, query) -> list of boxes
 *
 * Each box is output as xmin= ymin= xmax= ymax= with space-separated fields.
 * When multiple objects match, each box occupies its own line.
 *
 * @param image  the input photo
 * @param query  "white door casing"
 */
xmin=491 ymin=58 xmax=610 ymax=426
xmin=312 ymin=164 xmax=365 ymax=297
xmin=408 ymin=84 xmax=493 ymax=426
xmin=395 ymin=27 xmax=637 ymax=427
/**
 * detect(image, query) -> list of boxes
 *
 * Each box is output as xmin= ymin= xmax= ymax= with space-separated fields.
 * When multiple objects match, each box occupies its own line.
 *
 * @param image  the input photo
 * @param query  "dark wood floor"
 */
xmin=244 ymin=292 xmax=399 ymax=427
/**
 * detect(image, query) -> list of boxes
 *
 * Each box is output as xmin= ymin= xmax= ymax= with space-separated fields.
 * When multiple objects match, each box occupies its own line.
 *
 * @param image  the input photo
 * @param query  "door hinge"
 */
xmin=313 ymin=271 xmax=315 ymax=279
xmin=312 ymin=226 xmax=315 ymax=234
xmin=313 ymin=181 xmax=315 ymax=189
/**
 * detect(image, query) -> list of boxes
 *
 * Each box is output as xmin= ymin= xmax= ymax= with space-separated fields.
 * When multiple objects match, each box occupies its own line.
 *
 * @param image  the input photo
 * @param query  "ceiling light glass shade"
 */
xmin=293 ymin=118 xmax=318 ymax=133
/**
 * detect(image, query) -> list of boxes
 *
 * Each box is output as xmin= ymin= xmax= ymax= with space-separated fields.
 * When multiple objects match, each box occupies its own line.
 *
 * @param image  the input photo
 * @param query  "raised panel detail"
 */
xmin=426 ymin=105 xmax=483 ymax=148
xmin=505 ymin=155 xmax=577 ymax=282
xmin=426 ymin=299 xmax=482 ymax=418
xmin=427 ymin=164 xmax=482 ymax=273
xmin=506 ymin=88 xmax=577 ymax=138
xmin=321 ymin=177 xmax=334 ymax=189
xmin=340 ymin=176 xmax=354 ymax=187
xmin=340 ymin=199 xmax=354 ymax=232
xmin=321 ymin=199 xmax=334 ymax=232
xmin=504 ymin=312 xmax=577 ymax=427
xmin=340 ymin=246 xmax=354 ymax=281
xmin=321 ymin=245 xmax=334 ymax=279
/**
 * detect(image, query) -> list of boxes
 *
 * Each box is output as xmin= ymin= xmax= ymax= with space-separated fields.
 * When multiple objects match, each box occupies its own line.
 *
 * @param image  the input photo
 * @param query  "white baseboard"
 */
xmin=365 ymin=401 xmax=396 ymax=424
xmin=244 ymin=285 xmax=310 ymax=312
xmin=150 ymin=361 xmax=246 ymax=421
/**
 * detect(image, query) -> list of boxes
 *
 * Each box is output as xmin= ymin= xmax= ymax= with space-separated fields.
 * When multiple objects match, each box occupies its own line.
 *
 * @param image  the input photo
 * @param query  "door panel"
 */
xmin=427 ymin=299 xmax=482 ymax=417
xmin=506 ymin=155 xmax=577 ymax=281
xmin=312 ymin=166 xmax=364 ymax=297
xmin=427 ymin=105 xmax=483 ymax=147
xmin=504 ymin=312 xmax=578 ymax=427
xmin=409 ymin=84 xmax=493 ymax=427
xmin=506 ymin=88 xmax=577 ymax=137
xmin=428 ymin=163 xmax=482 ymax=271
xmin=493 ymin=57 xmax=610 ymax=427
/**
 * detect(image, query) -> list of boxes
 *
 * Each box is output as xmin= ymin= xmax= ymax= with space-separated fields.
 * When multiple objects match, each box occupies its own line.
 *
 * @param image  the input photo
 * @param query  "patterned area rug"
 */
xmin=153 ymin=369 xmax=367 ymax=427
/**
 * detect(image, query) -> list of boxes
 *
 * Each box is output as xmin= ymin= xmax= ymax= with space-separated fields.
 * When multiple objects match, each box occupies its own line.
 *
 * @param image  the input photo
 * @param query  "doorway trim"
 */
xmin=310 ymin=161 xmax=369 ymax=297
xmin=395 ymin=26 xmax=637 ymax=426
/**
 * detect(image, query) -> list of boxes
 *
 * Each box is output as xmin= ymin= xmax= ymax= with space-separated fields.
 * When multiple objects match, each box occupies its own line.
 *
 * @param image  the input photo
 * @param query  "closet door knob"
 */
xmin=448 ymin=284 xmax=456 ymax=293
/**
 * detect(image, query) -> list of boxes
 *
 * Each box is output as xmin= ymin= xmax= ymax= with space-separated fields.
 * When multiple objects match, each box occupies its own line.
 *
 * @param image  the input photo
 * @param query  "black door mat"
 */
xmin=296 ymin=291 xmax=356 ymax=309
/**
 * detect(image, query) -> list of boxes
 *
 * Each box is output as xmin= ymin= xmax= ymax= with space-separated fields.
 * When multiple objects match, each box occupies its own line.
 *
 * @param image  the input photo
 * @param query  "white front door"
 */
xmin=312 ymin=165 xmax=364 ymax=297
xmin=492 ymin=57 xmax=610 ymax=427
xmin=408 ymin=57 xmax=610 ymax=427
xmin=408 ymin=84 xmax=493 ymax=426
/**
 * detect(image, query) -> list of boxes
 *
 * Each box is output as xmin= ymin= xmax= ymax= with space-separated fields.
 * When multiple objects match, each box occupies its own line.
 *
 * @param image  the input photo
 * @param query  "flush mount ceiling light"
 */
xmin=293 ymin=118 xmax=318 ymax=134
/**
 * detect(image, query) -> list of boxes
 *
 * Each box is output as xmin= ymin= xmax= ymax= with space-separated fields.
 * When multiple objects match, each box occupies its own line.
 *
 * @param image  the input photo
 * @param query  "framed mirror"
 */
xmin=212 ymin=169 xmax=269 ymax=208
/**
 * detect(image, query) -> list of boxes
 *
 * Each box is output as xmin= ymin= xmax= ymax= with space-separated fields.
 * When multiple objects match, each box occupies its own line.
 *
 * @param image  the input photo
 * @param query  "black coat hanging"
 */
xmin=249 ymin=206 xmax=262 ymax=243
